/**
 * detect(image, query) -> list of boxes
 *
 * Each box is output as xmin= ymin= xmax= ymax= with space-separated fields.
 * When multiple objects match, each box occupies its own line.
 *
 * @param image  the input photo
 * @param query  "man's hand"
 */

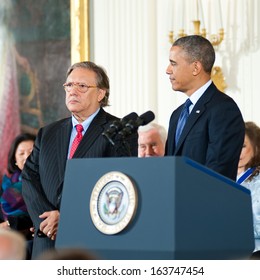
xmin=39 ymin=210 xmax=60 ymax=240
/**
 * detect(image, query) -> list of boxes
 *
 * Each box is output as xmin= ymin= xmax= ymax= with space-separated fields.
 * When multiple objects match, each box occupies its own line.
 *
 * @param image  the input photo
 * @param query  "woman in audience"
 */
xmin=0 ymin=133 xmax=35 ymax=258
xmin=237 ymin=121 xmax=260 ymax=259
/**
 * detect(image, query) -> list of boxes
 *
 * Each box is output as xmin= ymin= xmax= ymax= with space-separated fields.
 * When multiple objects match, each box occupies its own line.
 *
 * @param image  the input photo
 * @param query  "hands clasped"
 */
xmin=39 ymin=210 xmax=60 ymax=240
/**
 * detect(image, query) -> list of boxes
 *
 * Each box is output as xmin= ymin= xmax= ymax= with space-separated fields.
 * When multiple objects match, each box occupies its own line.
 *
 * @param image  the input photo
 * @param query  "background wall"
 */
xmin=91 ymin=0 xmax=260 ymax=130
xmin=91 ymin=0 xmax=158 ymax=121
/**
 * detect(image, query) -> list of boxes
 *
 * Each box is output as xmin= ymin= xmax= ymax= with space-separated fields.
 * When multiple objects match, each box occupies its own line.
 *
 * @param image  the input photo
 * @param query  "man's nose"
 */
xmin=166 ymin=64 xmax=172 ymax=74
xmin=145 ymin=146 xmax=154 ymax=156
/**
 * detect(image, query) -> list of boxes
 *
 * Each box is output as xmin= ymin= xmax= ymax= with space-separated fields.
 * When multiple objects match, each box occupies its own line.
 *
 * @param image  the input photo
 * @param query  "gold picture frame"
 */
xmin=70 ymin=0 xmax=90 ymax=63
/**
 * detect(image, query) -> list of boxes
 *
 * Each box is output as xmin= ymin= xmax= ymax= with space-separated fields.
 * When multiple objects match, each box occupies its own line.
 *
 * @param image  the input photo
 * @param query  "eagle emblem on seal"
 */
xmin=103 ymin=187 xmax=124 ymax=219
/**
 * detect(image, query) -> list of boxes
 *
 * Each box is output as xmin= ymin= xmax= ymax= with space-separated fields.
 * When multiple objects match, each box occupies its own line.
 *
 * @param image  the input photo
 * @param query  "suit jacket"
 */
xmin=166 ymin=83 xmax=245 ymax=181
xmin=22 ymin=108 xmax=137 ymax=259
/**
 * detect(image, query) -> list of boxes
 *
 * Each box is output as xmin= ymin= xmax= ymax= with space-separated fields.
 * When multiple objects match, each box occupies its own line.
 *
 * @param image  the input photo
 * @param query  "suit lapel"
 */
xmin=175 ymin=104 xmax=205 ymax=153
xmin=49 ymin=110 xmax=108 ymax=189
xmin=175 ymin=84 xmax=216 ymax=154
xmin=56 ymin=118 xmax=72 ymax=184
xmin=167 ymin=108 xmax=181 ymax=154
xmin=72 ymin=108 xmax=107 ymax=158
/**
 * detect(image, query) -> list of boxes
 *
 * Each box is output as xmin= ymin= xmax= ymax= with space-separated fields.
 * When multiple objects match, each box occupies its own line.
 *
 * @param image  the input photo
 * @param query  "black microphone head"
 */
xmin=120 ymin=110 xmax=155 ymax=138
xmin=107 ymin=112 xmax=138 ymax=132
xmin=138 ymin=110 xmax=155 ymax=126
xmin=102 ymin=112 xmax=138 ymax=144
xmin=121 ymin=112 xmax=138 ymax=124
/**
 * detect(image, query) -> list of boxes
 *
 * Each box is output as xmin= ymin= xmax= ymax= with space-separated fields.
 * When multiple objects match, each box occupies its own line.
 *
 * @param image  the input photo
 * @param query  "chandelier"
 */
xmin=167 ymin=0 xmax=226 ymax=91
xmin=168 ymin=0 xmax=224 ymax=46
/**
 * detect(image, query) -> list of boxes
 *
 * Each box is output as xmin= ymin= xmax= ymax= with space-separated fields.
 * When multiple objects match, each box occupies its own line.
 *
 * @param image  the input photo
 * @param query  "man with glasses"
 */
xmin=22 ymin=61 xmax=138 ymax=259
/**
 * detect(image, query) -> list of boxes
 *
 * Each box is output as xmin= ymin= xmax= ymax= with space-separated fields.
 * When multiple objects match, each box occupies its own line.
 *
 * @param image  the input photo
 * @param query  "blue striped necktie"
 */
xmin=175 ymin=99 xmax=192 ymax=146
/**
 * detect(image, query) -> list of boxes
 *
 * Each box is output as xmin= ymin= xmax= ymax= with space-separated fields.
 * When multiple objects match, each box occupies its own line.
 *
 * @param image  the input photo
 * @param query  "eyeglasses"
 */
xmin=63 ymin=82 xmax=98 ymax=93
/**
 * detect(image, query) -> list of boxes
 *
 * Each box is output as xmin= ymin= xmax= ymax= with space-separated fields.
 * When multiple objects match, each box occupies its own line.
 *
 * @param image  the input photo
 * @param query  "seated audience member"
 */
xmin=0 ymin=133 xmax=35 ymax=238
xmin=0 ymin=133 xmax=35 ymax=259
xmin=0 ymin=228 xmax=27 ymax=260
xmin=37 ymin=247 xmax=98 ymax=260
xmin=236 ymin=121 xmax=260 ymax=259
xmin=138 ymin=122 xmax=167 ymax=157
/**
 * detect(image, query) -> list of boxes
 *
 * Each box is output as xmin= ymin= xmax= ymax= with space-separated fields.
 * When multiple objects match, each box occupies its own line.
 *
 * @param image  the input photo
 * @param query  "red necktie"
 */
xmin=69 ymin=124 xmax=83 ymax=159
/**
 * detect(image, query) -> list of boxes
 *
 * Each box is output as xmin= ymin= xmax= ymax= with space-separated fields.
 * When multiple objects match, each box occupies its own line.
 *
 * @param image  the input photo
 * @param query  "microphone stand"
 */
xmin=112 ymin=134 xmax=132 ymax=157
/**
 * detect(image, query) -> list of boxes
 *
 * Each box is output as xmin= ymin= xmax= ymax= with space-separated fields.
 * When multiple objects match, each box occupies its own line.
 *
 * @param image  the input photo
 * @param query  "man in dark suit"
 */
xmin=165 ymin=35 xmax=244 ymax=180
xmin=22 ymin=61 xmax=137 ymax=259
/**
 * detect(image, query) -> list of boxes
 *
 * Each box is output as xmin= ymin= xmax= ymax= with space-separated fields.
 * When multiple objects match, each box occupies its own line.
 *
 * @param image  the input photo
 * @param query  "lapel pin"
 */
xmin=196 ymin=110 xmax=200 ymax=113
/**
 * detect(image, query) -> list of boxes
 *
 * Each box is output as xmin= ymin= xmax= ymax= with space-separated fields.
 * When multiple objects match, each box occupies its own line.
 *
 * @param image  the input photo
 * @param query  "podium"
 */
xmin=56 ymin=156 xmax=254 ymax=259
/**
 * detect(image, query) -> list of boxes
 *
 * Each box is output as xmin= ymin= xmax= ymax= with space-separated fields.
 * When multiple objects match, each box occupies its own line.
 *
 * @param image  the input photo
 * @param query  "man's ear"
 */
xmin=192 ymin=61 xmax=202 ymax=76
xmin=97 ymin=88 xmax=106 ymax=102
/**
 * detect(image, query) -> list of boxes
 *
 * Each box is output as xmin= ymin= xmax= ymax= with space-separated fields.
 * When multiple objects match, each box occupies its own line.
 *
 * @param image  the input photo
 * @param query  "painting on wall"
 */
xmin=10 ymin=0 xmax=71 ymax=134
xmin=0 ymin=0 xmax=71 ymax=180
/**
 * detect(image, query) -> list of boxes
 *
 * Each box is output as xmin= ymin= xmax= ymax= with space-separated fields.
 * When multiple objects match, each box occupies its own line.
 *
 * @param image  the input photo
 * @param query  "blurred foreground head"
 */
xmin=37 ymin=247 xmax=99 ymax=260
xmin=0 ymin=229 xmax=26 ymax=260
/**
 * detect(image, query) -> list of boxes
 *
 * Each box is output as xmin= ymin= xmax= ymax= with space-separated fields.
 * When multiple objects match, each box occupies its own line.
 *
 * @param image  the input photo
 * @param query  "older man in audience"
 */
xmin=138 ymin=122 xmax=167 ymax=157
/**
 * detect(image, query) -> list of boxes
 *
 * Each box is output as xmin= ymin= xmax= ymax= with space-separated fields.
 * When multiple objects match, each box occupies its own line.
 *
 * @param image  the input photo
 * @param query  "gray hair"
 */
xmin=173 ymin=35 xmax=215 ymax=74
xmin=138 ymin=122 xmax=167 ymax=144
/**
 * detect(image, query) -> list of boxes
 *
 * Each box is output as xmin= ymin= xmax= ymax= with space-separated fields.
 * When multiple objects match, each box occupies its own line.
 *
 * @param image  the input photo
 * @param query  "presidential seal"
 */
xmin=90 ymin=171 xmax=138 ymax=235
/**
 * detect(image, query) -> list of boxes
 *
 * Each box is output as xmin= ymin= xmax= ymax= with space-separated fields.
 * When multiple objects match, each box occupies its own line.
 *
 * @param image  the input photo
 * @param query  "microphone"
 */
xmin=103 ymin=112 xmax=138 ymax=145
xmin=118 ymin=110 xmax=155 ymax=138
